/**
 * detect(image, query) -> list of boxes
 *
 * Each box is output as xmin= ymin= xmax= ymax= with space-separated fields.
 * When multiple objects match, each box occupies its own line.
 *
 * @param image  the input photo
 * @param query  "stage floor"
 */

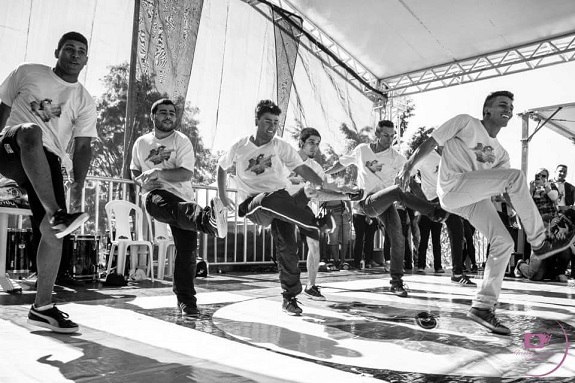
xmin=1 ymin=268 xmax=574 ymax=382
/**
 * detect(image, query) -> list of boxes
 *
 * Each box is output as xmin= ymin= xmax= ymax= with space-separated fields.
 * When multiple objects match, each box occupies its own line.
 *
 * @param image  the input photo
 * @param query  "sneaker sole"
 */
xmin=467 ymin=311 xmax=510 ymax=335
xmin=304 ymin=292 xmax=326 ymax=301
xmin=451 ymin=280 xmax=476 ymax=287
xmin=282 ymin=309 xmax=302 ymax=315
xmin=533 ymin=234 xmax=575 ymax=260
xmin=212 ymin=197 xmax=228 ymax=239
xmin=27 ymin=318 xmax=79 ymax=334
xmin=53 ymin=212 xmax=89 ymax=239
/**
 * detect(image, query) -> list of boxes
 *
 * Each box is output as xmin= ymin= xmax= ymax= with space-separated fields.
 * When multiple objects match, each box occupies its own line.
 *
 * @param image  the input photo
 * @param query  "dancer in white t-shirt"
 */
xmin=327 ymin=120 xmax=447 ymax=297
xmin=0 ymin=32 xmax=97 ymax=334
xmin=131 ymin=98 xmax=228 ymax=316
xmin=398 ymin=91 xmax=575 ymax=335
xmin=217 ymin=101 xmax=351 ymax=315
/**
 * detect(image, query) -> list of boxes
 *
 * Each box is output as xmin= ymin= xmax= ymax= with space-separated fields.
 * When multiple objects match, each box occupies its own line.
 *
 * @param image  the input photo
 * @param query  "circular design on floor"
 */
xmin=212 ymin=291 xmax=573 ymax=379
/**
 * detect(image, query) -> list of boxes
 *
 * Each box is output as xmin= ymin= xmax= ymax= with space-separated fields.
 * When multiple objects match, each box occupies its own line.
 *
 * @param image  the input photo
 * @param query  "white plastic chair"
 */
xmin=146 ymin=214 xmax=176 ymax=279
xmin=105 ymin=200 xmax=154 ymax=281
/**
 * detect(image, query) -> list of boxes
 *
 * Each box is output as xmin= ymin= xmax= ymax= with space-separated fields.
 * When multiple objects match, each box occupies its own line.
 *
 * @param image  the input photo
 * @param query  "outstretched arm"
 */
xmin=217 ymin=166 xmax=234 ymax=209
xmin=70 ymin=137 xmax=92 ymax=212
xmin=397 ymin=136 xmax=438 ymax=190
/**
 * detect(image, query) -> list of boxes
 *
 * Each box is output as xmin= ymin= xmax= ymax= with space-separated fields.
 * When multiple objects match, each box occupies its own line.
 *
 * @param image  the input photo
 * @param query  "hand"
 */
xmin=69 ymin=182 xmax=83 ymax=212
xmin=135 ymin=169 xmax=163 ymax=192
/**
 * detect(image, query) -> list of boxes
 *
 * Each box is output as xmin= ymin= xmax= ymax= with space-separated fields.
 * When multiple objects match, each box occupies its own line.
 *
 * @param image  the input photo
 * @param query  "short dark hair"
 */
xmin=255 ymin=100 xmax=281 ymax=120
xmin=557 ymin=164 xmax=568 ymax=170
xmin=377 ymin=120 xmax=394 ymax=129
xmin=299 ymin=127 xmax=321 ymax=147
xmin=57 ymin=32 xmax=88 ymax=52
xmin=151 ymin=98 xmax=176 ymax=115
xmin=482 ymin=90 xmax=514 ymax=110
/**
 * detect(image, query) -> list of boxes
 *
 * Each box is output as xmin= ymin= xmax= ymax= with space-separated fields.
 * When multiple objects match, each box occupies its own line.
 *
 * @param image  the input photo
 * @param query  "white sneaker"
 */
xmin=209 ymin=197 xmax=228 ymax=238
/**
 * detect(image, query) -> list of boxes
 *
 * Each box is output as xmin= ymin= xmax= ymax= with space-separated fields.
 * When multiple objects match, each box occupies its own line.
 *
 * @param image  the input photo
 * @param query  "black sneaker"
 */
xmin=50 ymin=210 xmax=89 ymax=239
xmin=27 ymin=304 xmax=79 ymax=333
xmin=390 ymin=282 xmax=409 ymax=297
xmin=346 ymin=189 xmax=364 ymax=201
xmin=178 ymin=302 xmax=200 ymax=316
xmin=470 ymin=264 xmax=479 ymax=273
xmin=430 ymin=205 xmax=449 ymax=223
xmin=282 ymin=297 xmax=303 ymax=315
xmin=208 ymin=197 xmax=228 ymax=238
xmin=435 ymin=268 xmax=446 ymax=274
xmin=316 ymin=212 xmax=336 ymax=233
xmin=304 ymin=285 xmax=326 ymax=300
xmin=467 ymin=307 xmax=510 ymax=335
xmin=533 ymin=213 xmax=575 ymax=260
xmin=451 ymin=274 xmax=476 ymax=286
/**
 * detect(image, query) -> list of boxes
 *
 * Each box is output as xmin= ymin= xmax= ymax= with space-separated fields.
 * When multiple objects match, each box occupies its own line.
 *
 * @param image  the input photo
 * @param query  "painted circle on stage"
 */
xmin=212 ymin=293 xmax=574 ymax=378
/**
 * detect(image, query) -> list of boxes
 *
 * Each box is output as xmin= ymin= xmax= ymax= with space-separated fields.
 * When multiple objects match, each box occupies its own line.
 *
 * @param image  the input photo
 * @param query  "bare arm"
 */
xmin=69 ymin=137 xmax=92 ymax=211
xmin=0 ymin=102 xmax=11 ymax=130
xmin=397 ymin=136 xmax=438 ymax=190
xmin=217 ymin=166 xmax=234 ymax=208
xmin=293 ymin=164 xmax=323 ymax=188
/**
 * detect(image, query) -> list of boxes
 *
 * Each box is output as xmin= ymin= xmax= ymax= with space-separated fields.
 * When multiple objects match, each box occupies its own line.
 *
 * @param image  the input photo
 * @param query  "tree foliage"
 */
xmin=90 ymin=62 xmax=216 ymax=185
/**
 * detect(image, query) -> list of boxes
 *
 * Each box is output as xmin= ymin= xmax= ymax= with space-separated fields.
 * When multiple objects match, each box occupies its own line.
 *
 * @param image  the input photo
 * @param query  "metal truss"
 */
xmin=247 ymin=0 xmax=383 ymax=102
xmin=381 ymin=32 xmax=575 ymax=98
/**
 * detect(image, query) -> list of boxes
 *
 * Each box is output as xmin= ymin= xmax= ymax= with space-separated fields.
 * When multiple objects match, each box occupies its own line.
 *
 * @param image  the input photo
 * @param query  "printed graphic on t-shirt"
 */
xmin=246 ymin=154 xmax=274 ymax=175
xmin=365 ymin=160 xmax=383 ymax=174
xmin=472 ymin=143 xmax=495 ymax=164
xmin=145 ymin=146 xmax=174 ymax=165
xmin=30 ymin=99 xmax=63 ymax=122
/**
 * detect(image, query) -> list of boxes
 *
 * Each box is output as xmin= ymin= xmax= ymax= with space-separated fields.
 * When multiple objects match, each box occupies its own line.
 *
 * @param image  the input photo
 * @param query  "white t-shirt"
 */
xmin=431 ymin=114 xmax=510 ymax=199
xmin=554 ymin=181 xmax=566 ymax=206
xmin=414 ymin=150 xmax=441 ymax=201
xmin=339 ymin=143 xmax=406 ymax=197
xmin=130 ymin=130 xmax=196 ymax=201
xmin=0 ymin=63 xmax=97 ymax=171
xmin=286 ymin=157 xmax=325 ymax=194
xmin=218 ymin=136 xmax=303 ymax=201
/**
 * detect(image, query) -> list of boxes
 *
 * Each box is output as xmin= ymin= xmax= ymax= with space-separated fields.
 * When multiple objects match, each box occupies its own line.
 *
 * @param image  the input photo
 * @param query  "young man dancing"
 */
xmin=131 ymin=98 xmax=227 ymax=316
xmin=398 ymin=91 xmax=575 ymax=335
xmin=327 ymin=120 xmax=447 ymax=297
xmin=217 ymin=101 xmax=347 ymax=315
xmin=0 ymin=32 xmax=97 ymax=333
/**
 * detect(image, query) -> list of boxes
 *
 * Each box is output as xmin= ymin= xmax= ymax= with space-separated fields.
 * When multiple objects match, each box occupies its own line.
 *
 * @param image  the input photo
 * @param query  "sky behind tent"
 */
xmin=0 ymin=0 xmax=574 ymax=182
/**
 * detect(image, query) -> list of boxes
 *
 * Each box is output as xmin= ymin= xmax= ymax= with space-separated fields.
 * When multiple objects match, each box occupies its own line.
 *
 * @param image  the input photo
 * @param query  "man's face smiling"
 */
xmin=556 ymin=166 xmax=567 ymax=182
xmin=302 ymin=135 xmax=321 ymax=158
xmin=485 ymin=96 xmax=514 ymax=127
xmin=256 ymin=112 xmax=280 ymax=143
xmin=153 ymin=104 xmax=177 ymax=133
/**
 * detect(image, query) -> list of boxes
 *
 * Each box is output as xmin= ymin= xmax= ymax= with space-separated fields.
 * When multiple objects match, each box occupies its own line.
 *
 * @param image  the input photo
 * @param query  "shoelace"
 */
xmin=48 ymin=306 xmax=72 ymax=322
xmin=483 ymin=310 xmax=503 ymax=328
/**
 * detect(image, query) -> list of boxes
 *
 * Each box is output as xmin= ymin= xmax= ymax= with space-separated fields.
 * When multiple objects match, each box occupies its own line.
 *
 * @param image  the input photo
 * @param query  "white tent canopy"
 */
xmin=1 ymin=0 xmax=574 ymax=153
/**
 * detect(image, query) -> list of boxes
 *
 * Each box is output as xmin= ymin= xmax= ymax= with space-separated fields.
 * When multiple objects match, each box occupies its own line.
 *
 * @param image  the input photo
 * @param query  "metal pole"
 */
xmin=121 ymin=0 xmax=141 ymax=179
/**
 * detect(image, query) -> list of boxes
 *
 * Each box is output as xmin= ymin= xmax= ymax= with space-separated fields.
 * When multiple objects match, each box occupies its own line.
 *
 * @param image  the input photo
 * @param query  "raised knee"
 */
xmin=16 ymin=124 xmax=43 ymax=149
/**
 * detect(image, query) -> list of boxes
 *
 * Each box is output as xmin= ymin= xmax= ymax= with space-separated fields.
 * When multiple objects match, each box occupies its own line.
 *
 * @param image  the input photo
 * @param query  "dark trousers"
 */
xmin=241 ymin=188 xmax=319 ymax=297
xmin=462 ymin=219 xmax=477 ymax=267
xmin=384 ymin=208 xmax=413 ymax=270
xmin=417 ymin=214 xmax=442 ymax=270
xmin=445 ymin=214 xmax=464 ymax=275
xmin=352 ymin=214 xmax=377 ymax=266
xmin=146 ymin=189 xmax=214 ymax=305
xmin=362 ymin=195 xmax=404 ymax=283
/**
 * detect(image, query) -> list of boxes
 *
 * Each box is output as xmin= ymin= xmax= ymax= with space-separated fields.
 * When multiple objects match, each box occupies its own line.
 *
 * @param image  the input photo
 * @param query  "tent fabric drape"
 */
xmin=272 ymin=8 xmax=302 ymax=136
xmin=137 ymin=0 xmax=204 ymax=106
